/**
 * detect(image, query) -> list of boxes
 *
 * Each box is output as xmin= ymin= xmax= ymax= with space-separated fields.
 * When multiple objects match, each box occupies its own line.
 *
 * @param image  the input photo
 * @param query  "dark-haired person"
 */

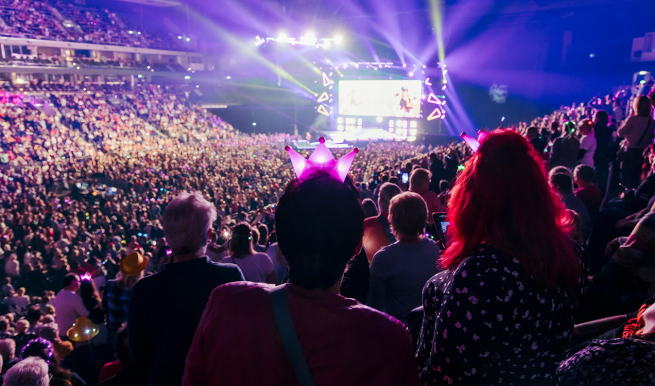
xmin=183 ymin=175 xmax=419 ymax=386
xmin=551 ymin=172 xmax=592 ymax=238
xmin=21 ymin=337 xmax=86 ymax=386
xmin=98 ymin=325 xmax=148 ymax=386
xmin=574 ymin=165 xmax=602 ymax=217
xmin=549 ymin=122 xmax=581 ymax=170
xmin=128 ymin=191 xmax=244 ymax=386
xmin=51 ymin=273 xmax=89 ymax=339
xmin=409 ymin=168 xmax=445 ymax=228
xmin=617 ymin=96 xmax=654 ymax=189
xmin=221 ymin=223 xmax=276 ymax=284
xmin=593 ymin=110 xmax=613 ymax=168
xmin=368 ymin=192 xmax=440 ymax=324
xmin=362 ymin=198 xmax=378 ymax=218
xmin=416 ymin=130 xmax=584 ymax=385
xmin=362 ymin=182 xmax=403 ymax=264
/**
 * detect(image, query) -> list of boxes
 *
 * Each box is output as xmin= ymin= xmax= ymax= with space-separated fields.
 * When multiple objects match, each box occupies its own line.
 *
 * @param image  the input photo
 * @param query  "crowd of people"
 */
xmin=0 ymin=75 xmax=652 ymax=385
xmin=0 ymin=0 xmax=183 ymax=51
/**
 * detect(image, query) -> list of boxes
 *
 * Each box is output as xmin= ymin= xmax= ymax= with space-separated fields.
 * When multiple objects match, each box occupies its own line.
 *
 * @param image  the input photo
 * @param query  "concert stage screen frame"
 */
xmin=338 ymin=79 xmax=422 ymax=118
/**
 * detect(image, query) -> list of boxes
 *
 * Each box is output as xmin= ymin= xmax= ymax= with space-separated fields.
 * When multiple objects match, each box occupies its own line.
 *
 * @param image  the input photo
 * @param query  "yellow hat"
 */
xmin=66 ymin=317 xmax=99 ymax=342
xmin=119 ymin=251 xmax=148 ymax=276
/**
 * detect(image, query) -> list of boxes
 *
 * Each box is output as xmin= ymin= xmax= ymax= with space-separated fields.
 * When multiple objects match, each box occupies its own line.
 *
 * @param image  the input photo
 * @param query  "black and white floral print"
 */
xmin=416 ymin=244 xmax=581 ymax=385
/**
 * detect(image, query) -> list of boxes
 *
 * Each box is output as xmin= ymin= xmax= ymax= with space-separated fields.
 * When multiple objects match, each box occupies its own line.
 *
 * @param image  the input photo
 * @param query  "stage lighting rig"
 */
xmin=254 ymin=34 xmax=343 ymax=48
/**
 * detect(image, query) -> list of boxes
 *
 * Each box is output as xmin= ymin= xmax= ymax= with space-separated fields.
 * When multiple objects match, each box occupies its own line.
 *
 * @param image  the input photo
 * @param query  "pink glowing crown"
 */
xmin=285 ymin=137 xmax=358 ymax=182
xmin=460 ymin=131 xmax=488 ymax=153
xmin=80 ymin=273 xmax=92 ymax=281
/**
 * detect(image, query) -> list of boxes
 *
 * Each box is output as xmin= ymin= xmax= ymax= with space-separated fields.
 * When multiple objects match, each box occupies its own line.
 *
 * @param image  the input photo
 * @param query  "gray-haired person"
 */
xmin=128 ymin=191 xmax=244 ymax=386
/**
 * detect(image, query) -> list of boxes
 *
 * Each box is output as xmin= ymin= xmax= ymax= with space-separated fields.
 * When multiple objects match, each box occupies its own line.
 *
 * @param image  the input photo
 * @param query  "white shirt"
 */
xmin=51 ymin=289 xmax=90 ymax=337
xmin=579 ymin=134 xmax=597 ymax=167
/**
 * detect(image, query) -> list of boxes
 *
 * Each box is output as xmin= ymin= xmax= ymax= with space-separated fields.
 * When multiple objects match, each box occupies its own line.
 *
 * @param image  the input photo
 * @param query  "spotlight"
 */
xmin=178 ymin=36 xmax=182 ymax=39
xmin=186 ymin=38 xmax=190 ymax=41
xmin=334 ymin=35 xmax=343 ymax=44
xmin=376 ymin=117 xmax=383 ymax=123
xmin=337 ymin=117 xmax=344 ymax=124
xmin=323 ymin=41 xmax=331 ymax=49
xmin=403 ymin=64 xmax=407 ymax=68
xmin=252 ymin=122 xmax=257 ymax=126
xmin=277 ymin=32 xmax=287 ymax=42
xmin=409 ymin=72 xmax=413 ymax=77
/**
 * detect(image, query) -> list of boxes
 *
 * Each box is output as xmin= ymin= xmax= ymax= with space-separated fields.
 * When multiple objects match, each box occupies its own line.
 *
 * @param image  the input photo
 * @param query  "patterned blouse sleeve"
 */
xmin=419 ymin=255 xmax=512 ymax=385
xmin=416 ymin=276 xmax=439 ymax=370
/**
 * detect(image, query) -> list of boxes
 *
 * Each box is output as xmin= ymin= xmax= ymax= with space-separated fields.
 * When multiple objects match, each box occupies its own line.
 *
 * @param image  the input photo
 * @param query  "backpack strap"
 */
xmin=377 ymin=214 xmax=397 ymax=244
xmin=271 ymin=285 xmax=316 ymax=386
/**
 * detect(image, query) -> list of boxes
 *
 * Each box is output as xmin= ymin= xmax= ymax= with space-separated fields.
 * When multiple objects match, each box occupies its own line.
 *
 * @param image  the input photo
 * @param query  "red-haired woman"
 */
xmin=416 ymin=129 xmax=585 ymax=385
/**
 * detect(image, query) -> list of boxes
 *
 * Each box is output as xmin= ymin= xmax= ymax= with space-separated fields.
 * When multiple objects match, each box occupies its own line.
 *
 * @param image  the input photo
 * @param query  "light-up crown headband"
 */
xmin=285 ymin=137 xmax=359 ymax=182
xmin=460 ymin=131 xmax=488 ymax=153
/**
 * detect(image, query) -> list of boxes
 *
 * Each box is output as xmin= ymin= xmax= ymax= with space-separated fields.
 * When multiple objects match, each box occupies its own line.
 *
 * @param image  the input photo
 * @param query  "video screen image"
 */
xmin=338 ymin=80 xmax=422 ymax=118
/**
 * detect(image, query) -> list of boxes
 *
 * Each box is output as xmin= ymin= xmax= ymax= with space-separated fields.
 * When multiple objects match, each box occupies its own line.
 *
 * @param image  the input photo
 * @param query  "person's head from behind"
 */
xmin=442 ymin=129 xmax=580 ymax=288
xmin=578 ymin=120 xmax=593 ymax=136
xmin=257 ymin=224 xmax=268 ymax=246
xmin=229 ymin=223 xmax=254 ymax=258
xmin=361 ymin=199 xmax=378 ymax=218
xmin=574 ymin=165 xmax=595 ymax=188
xmin=62 ymin=273 xmax=80 ymax=292
xmin=0 ymin=317 xmax=8 ymax=334
xmin=24 ymin=306 xmax=41 ymax=326
xmin=408 ymin=168 xmax=431 ymax=193
xmin=20 ymin=338 xmax=55 ymax=364
xmin=16 ymin=319 xmax=29 ymax=334
xmin=389 ymin=192 xmax=427 ymax=239
xmin=634 ymin=96 xmax=652 ymax=117
xmin=550 ymin=121 xmax=560 ymax=132
xmin=3 ymin=356 xmax=49 ymax=386
xmin=439 ymin=180 xmax=450 ymax=193
xmin=0 ymin=338 xmax=16 ymax=360
xmin=275 ymin=175 xmax=364 ymax=291
xmin=16 ymin=288 xmax=25 ymax=297
xmin=594 ymin=110 xmax=609 ymax=125
xmin=526 ymin=126 xmax=539 ymax=140
xmin=377 ymin=182 xmax=402 ymax=213
xmin=162 ymin=191 xmax=216 ymax=259
xmin=550 ymin=173 xmax=574 ymax=196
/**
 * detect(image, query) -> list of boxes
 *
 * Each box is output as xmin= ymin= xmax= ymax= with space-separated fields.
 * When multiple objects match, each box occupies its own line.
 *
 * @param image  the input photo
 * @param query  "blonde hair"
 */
xmin=16 ymin=288 xmax=25 ymax=297
xmin=409 ymin=168 xmax=431 ymax=192
xmin=116 ymin=270 xmax=143 ymax=291
xmin=389 ymin=192 xmax=428 ymax=237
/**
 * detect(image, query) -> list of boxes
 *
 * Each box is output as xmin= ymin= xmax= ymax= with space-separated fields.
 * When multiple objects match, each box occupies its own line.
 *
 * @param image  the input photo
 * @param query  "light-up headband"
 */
xmin=460 ymin=131 xmax=488 ymax=153
xmin=285 ymin=137 xmax=359 ymax=182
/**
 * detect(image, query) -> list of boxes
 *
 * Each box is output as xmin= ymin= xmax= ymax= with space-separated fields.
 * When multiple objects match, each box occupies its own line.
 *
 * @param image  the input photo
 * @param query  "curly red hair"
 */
xmin=440 ymin=129 xmax=581 ymax=288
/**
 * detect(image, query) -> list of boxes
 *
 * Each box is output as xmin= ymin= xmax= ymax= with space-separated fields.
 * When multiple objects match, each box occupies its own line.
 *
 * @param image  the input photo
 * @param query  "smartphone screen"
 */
xmin=401 ymin=173 xmax=409 ymax=184
xmin=432 ymin=212 xmax=449 ymax=244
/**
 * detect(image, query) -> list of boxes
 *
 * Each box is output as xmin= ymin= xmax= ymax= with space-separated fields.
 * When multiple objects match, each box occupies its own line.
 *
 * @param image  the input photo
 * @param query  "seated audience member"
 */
xmin=579 ymin=209 xmax=655 ymax=322
xmin=367 ymin=192 xmax=440 ymax=324
xmin=2 ymin=356 xmax=49 ymax=386
xmin=550 ymin=172 xmax=592 ymax=237
xmin=21 ymin=337 xmax=85 ymax=386
xmin=574 ymin=165 xmax=603 ymax=217
xmin=362 ymin=183 xmax=403 ymax=263
xmin=102 ymin=251 xmax=147 ymax=347
xmin=526 ymin=126 xmax=547 ymax=155
xmin=221 ymin=223 xmax=276 ymax=284
xmin=128 ymin=191 xmax=244 ymax=386
xmin=61 ymin=317 xmax=113 ymax=385
xmin=51 ymin=274 xmax=89 ymax=339
xmin=0 ymin=338 xmax=17 ymax=373
xmin=183 ymin=175 xmax=419 ymax=385
xmin=408 ymin=168 xmax=445 ymax=226
xmin=0 ymin=316 xmax=12 ymax=339
xmin=577 ymin=120 xmax=597 ymax=167
xmin=13 ymin=319 xmax=35 ymax=353
xmin=549 ymin=122 xmax=580 ymax=170
xmin=417 ymin=130 xmax=584 ymax=385
xmin=98 ymin=325 xmax=148 ymax=386
xmin=558 ymin=300 xmax=655 ymax=386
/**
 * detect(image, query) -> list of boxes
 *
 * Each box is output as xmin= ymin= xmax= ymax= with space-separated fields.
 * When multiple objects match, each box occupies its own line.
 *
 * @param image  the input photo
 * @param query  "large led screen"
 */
xmin=338 ymin=80 xmax=422 ymax=118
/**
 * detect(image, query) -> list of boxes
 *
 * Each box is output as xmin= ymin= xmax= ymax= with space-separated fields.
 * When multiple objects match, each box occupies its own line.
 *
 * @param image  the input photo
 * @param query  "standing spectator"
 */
xmin=593 ymin=110 xmax=613 ymax=168
xmin=574 ymin=165 xmax=603 ymax=217
xmin=128 ymin=191 xmax=244 ymax=386
xmin=368 ymin=192 xmax=440 ymax=324
xmin=617 ymin=96 xmax=655 ymax=189
xmin=578 ymin=120 xmax=597 ymax=167
xmin=5 ymin=254 xmax=19 ymax=283
xmin=362 ymin=183 xmax=402 ymax=263
xmin=102 ymin=251 xmax=147 ymax=347
xmin=220 ymin=223 xmax=276 ymax=284
xmin=550 ymin=122 xmax=581 ymax=170
xmin=50 ymin=274 xmax=89 ymax=339
xmin=417 ymin=130 xmax=584 ymax=385
xmin=183 ymin=175 xmax=419 ymax=386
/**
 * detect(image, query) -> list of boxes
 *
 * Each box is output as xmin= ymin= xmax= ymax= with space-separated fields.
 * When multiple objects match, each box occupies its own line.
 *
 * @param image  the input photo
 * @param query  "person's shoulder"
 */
xmin=344 ymin=301 xmax=410 ymax=337
xmin=208 ymin=281 xmax=273 ymax=307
